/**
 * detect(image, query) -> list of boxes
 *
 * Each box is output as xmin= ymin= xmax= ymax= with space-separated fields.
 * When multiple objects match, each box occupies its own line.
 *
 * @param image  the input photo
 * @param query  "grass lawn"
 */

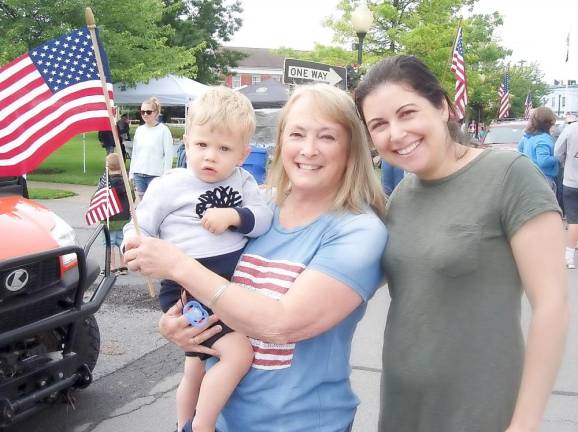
xmin=28 ymin=132 xmax=107 ymax=185
xmin=29 ymin=188 xmax=77 ymax=199
xmin=27 ymin=125 xmax=181 ymax=186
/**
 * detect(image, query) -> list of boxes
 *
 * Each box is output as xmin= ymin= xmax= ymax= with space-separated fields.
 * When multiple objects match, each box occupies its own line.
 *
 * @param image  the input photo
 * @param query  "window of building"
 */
xmin=272 ymin=75 xmax=281 ymax=82
xmin=232 ymin=75 xmax=241 ymax=89
xmin=552 ymin=97 xmax=556 ymax=107
xmin=252 ymin=75 xmax=261 ymax=85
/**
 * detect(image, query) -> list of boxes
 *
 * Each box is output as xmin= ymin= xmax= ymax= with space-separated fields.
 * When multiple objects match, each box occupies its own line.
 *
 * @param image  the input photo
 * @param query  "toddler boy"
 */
xmin=124 ymin=87 xmax=272 ymax=432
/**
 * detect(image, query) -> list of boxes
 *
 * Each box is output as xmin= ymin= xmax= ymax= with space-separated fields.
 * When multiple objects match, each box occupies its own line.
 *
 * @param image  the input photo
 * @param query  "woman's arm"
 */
xmin=126 ymin=237 xmax=364 ymax=344
xmin=162 ymin=127 xmax=173 ymax=174
xmin=506 ymin=211 xmax=569 ymax=432
xmin=534 ymin=136 xmax=558 ymax=172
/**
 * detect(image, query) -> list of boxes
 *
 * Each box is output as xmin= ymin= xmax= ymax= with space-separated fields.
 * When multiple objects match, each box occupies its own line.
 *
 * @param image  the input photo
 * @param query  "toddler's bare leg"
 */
xmin=176 ymin=356 xmax=204 ymax=432
xmin=192 ymin=332 xmax=253 ymax=432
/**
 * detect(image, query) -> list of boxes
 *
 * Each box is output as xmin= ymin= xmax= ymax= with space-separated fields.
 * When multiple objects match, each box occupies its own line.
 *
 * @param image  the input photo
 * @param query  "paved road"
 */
xmin=6 ymin=183 xmax=578 ymax=432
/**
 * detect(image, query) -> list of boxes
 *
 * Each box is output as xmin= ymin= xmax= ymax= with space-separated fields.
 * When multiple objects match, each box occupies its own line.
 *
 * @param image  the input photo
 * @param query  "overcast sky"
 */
xmin=226 ymin=0 xmax=577 ymax=83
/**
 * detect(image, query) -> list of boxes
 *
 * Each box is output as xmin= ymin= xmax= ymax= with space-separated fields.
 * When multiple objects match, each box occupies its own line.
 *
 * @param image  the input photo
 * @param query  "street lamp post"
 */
xmin=351 ymin=3 xmax=373 ymax=65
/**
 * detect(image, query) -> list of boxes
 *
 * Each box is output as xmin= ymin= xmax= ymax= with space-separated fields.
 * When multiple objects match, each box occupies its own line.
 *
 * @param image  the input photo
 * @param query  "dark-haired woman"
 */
xmin=518 ymin=106 xmax=559 ymax=192
xmin=355 ymin=55 xmax=569 ymax=432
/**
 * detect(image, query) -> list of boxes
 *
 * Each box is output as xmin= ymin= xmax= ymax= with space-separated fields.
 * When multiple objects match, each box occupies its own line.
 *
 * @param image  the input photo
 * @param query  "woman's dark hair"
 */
xmin=355 ymin=55 xmax=464 ymax=143
xmin=526 ymin=106 xmax=556 ymax=134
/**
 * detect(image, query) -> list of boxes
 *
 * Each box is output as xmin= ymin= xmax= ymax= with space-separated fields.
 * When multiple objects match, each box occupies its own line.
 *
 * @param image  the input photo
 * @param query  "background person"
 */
xmin=129 ymin=97 xmax=173 ymax=200
xmin=517 ymin=106 xmax=559 ymax=192
xmin=355 ymin=55 xmax=569 ymax=432
xmin=97 ymin=129 xmax=115 ymax=155
xmin=124 ymin=87 xmax=272 ymax=432
xmin=555 ymin=118 xmax=578 ymax=269
xmin=380 ymin=159 xmax=404 ymax=195
xmin=124 ymin=84 xmax=388 ymax=432
xmin=103 ymin=153 xmax=130 ymax=275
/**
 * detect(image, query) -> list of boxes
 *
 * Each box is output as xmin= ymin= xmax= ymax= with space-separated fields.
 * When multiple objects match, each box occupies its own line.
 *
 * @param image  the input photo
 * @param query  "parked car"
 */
xmin=481 ymin=119 xmax=527 ymax=150
xmin=0 ymin=176 xmax=116 ymax=428
xmin=482 ymin=118 xmax=566 ymax=151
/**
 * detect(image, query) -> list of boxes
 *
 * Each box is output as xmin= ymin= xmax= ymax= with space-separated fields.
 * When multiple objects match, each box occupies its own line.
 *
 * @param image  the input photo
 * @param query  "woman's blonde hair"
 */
xmin=143 ymin=96 xmax=161 ymax=114
xmin=266 ymin=84 xmax=386 ymax=219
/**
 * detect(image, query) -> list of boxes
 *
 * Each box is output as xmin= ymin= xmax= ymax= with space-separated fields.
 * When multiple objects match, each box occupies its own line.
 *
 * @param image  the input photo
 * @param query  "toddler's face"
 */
xmin=184 ymin=123 xmax=250 ymax=183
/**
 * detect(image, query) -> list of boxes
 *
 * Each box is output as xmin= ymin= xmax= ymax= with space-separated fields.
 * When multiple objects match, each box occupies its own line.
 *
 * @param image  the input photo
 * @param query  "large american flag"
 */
xmin=498 ymin=73 xmax=510 ymax=120
xmin=523 ymin=92 xmax=533 ymax=120
xmin=0 ymin=27 xmax=113 ymax=176
xmin=450 ymin=27 xmax=468 ymax=120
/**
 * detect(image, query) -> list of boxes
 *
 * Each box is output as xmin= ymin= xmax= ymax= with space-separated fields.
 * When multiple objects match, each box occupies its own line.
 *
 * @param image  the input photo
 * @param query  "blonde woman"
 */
xmin=125 ymin=84 xmax=388 ymax=432
xmin=129 ymin=97 xmax=173 ymax=199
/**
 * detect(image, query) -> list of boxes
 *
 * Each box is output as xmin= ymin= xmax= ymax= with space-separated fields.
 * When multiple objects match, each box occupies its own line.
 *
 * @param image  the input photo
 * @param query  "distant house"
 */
xmin=543 ymin=81 xmax=578 ymax=116
xmin=223 ymin=47 xmax=284 ymax=89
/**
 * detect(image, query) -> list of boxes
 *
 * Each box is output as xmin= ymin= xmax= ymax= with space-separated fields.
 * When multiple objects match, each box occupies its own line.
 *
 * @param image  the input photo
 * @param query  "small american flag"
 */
xmin=0 ymin=27 xmax=113 ymax=176
xmin=523 ymin=92 xmax=532 ymax=120
xmin=450 ymin=27 xmax=468 ymax=120
xmin=498 ymin=73 xmax=510 ymax=120
xmin=85 ymin=186 xmax=122 ymax=226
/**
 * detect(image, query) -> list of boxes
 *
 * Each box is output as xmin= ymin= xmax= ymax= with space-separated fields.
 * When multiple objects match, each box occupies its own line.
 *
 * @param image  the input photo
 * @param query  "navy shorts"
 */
xmin=563 ymin=186 xmax=578 ymax=224
xmin=159 ymin=249 xmax=244 ymax=360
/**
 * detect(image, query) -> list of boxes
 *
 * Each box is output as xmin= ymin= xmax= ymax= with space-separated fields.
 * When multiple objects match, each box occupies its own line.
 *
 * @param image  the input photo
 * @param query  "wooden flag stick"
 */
xmin=85 ymin=7 xmax=156 ymax=297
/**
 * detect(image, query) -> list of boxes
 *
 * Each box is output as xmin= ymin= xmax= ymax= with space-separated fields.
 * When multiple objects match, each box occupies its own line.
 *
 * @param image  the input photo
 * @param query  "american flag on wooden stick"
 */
xmin=523 ymin=92 xmax=533 ymax=120
xmin=0 ymin=27 xmax=113 ymax=176
xmin=450 ymin=27 xmax=468 ymax=120
xmin=85 ymin=184 xmax=122 ymax=226
xmin=498 ymin=73 xmax=510 ymax=120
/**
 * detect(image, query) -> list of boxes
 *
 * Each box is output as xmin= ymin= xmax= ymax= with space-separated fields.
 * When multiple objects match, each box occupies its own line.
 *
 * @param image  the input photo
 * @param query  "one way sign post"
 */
xmin=283 ymin=58 xmax=347 ymax=90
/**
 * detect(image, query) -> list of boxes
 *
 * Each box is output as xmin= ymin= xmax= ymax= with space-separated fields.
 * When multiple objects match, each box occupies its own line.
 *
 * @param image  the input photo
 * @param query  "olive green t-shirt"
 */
xmin=379 ymin=150 xmax=560 ymax=432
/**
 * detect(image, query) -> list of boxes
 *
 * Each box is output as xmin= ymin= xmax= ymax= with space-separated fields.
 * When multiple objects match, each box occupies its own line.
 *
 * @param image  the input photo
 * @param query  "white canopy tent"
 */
xmin=113 ymin=74 xmax=207 ymax=106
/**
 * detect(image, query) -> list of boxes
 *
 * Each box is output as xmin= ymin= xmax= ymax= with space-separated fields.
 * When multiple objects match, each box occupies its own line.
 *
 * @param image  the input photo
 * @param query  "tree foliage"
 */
xmin=161 ymin=0 xmax=245 ymax=84
xmin=0 ymin=0 xmax=199 ymax=85
xmin=323 ymin=0 xmax=549 ymax=121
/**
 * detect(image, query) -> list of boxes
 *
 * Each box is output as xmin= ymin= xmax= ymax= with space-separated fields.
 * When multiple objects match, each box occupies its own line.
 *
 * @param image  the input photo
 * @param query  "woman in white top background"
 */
xmin=129 ymin=96 xmax=174 ymax=199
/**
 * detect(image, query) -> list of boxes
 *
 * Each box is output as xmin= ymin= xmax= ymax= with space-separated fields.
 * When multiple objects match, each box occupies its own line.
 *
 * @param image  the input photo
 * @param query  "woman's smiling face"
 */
xmin=280 ymin=94 xmax=349 ymax=199
xmin=362 ymin=82 xmax=451 ymax=180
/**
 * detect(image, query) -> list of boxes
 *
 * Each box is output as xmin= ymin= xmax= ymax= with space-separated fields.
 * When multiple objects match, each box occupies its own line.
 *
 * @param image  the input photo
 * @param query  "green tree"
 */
xmin=0 ymin=0 xmax=199 ymax=85
xmin=161 ymin=0 xmax=245 ymax=84
xmin=324 ymin=1 xmax=550 ymax=122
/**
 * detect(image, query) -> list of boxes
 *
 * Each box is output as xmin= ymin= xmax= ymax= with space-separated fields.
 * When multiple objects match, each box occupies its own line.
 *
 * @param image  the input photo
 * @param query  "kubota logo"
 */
xmin=5 ymin=269 xmax=29 ymax=292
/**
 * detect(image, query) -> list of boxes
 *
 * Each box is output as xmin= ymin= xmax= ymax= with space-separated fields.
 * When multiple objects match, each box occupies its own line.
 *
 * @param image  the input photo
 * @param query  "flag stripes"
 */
xmin=498 ymin=73 xmax=510 ymax=120
xmin=450 ymin=27 xmax=468 ymax=120
xmin=85 ymin=187 xmax=122 ymax=226
xmin=524 ymin=92 xmax=532 ymax=120
xmin=232 ymin=254 xmax=305 ymax=370
xmin=0 ymin=27 xmax=113 ymax=176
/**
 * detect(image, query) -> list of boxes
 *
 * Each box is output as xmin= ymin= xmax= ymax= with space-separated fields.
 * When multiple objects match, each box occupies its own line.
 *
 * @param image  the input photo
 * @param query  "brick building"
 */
xmin=223 ymin=47 xmax=284 ymax=89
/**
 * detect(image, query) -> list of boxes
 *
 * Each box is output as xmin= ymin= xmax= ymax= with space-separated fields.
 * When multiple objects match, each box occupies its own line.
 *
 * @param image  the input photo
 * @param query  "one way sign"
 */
xmin=283 ymin=58 xmax=347 ymax=90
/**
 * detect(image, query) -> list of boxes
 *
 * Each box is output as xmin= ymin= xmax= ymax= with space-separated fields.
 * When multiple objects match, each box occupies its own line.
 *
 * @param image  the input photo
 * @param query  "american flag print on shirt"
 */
xmin=0 ymin=27 xmax=113 ymax=176
xmin=232 ymin=254 xmax=305 ymax=370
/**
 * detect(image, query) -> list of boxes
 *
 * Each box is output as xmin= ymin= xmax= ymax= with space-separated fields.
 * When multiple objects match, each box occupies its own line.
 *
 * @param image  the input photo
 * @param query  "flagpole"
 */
xmin=85 ymin=7 xmax=156 ymax=298
xmin=82 ymin=133 xmax=86 ymax=174
xmin=442 ymin=19 xmax=462 ymax=85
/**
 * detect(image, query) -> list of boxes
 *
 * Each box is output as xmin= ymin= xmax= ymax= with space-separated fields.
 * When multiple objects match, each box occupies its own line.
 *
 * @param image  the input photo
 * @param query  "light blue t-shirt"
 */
xmin=212 ymin=206 xmax=388 ymax=432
